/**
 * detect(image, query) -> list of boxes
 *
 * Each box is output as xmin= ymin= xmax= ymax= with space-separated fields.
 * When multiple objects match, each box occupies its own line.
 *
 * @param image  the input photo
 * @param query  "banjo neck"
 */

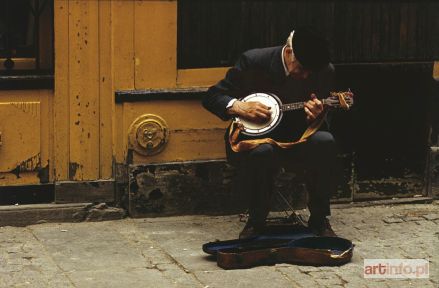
xmin=281 ymin=99 xmax=329 ymax=112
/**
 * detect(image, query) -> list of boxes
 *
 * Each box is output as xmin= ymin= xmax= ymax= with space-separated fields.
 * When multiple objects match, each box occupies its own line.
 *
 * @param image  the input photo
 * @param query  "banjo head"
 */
xmin=236 ymin=93 xmax=282 ymax=136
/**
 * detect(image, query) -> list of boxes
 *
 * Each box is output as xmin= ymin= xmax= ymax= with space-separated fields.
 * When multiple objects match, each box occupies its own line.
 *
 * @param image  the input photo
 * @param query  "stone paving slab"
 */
xmin=31 ymin=223 xmax=148 ymax=272
xmin=0 ymin=202 xmax=438 ymax=287
xmin=0 ymin=227 xmax=74 ymax=287
xmin=65 ymin=267 xmax=177 ymax=288
xmin=194 ymin=267 xmax=294 ymax=288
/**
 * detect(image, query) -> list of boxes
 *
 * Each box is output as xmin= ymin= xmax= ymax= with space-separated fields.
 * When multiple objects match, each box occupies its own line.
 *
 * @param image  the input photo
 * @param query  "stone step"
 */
xmin=0 ymin=202 xmax=126 ymax=227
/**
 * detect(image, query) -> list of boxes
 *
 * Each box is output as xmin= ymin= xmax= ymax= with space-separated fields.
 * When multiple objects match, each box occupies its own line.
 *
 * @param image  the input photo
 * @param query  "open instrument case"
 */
xmin=203 ymin=223 xmax=354 ymax=269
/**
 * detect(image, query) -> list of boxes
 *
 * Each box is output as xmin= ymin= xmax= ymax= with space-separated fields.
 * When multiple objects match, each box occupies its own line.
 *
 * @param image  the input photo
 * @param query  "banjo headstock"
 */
xmin=324 ymin=91 xmax=354 ymax=109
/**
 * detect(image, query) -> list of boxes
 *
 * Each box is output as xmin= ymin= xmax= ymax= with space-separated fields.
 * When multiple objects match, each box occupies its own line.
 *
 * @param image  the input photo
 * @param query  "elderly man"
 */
xmin=202 ymin=27 xmax=339 ymax=239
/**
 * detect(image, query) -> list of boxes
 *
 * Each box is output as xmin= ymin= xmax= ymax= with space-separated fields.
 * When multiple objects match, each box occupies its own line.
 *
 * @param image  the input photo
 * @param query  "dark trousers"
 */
xmin=227 ymin=131 xmax=338 ymax=226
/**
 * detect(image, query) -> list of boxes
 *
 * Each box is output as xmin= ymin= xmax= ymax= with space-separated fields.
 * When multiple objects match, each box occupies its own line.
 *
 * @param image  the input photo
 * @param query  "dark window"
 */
xmin=178 ymin=0 xmax=439 ymax=69
xmin=0 ymin=0 xmax=54 ymax=74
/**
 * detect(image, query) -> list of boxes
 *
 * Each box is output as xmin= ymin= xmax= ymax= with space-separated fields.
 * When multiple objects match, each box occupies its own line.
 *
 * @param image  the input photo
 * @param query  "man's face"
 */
xmin=288 ymin=62 xmax=311 ymax=80
xmin=285 ymin=47 xmax=312 ymax=80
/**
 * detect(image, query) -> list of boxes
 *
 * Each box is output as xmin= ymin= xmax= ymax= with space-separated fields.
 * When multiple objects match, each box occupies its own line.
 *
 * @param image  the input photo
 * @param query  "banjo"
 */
xmin=234 ymin=91 xmax=353 ymax=136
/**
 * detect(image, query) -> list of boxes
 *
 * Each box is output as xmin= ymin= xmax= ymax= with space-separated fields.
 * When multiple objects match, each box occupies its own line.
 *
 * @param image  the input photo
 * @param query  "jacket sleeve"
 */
xmin=202 ymin=54 xmax=251 ymax=121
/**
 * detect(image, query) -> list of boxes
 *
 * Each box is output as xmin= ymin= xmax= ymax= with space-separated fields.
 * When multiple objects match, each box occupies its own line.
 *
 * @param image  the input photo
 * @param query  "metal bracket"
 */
xmin=128 ymin=114 xmax=169 ymax=156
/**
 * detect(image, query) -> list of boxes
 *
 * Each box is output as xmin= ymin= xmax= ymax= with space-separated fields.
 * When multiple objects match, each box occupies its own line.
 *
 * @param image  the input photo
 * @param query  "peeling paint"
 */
xmin=69 ymin=162 xmax=81 ymax=179
xmin=128 ymin=162 xmax=245 ymax=217
xmin=37 ymin=161 xmax=50 ymax=183
xmin=9 ymin=154 xmax=42 ymax=178
xmin=11 ymin=102 xmax=40 ymax=118
xmin=114 ymin=161 xmax=128 ymax=184
xmin=20 ymin=153 xmax=41 ymax=172
xmin=9 ymin=166 xmax=20 ymax=179
xmin=126 ymin=149 xmax=134 ymax=165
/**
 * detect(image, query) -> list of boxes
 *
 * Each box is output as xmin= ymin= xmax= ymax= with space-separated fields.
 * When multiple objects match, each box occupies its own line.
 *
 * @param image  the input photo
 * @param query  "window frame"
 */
xmin=0 ymin=0 xmax=54 ymax=90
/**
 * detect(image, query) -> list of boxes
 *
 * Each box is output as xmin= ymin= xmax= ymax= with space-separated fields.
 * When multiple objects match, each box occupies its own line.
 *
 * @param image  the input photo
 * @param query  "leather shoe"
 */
xmin=239 ymin=221 xmax=263 ymax=240
xmin=308 ymin=216 xmax=337 ymax=237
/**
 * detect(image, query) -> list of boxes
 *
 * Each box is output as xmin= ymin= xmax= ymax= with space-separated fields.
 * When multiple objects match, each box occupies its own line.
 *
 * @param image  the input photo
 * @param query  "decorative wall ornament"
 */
xmin=128 ymin=114 xmax=169 ymax=156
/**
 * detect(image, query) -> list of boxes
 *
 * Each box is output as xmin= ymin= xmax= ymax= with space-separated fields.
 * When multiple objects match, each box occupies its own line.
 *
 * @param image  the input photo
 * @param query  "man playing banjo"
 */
xmin=202 ymin=27 xmax=346 ymax=239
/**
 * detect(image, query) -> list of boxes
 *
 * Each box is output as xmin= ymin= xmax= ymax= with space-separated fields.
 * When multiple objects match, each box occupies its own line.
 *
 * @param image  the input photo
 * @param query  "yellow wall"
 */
xmin=0 ymin=0 xmax=230 ymax=186
xmin=0 ymin=90 xmax=53 ymax=185
xmin=52 ymin=0 xmax=229 ymax=183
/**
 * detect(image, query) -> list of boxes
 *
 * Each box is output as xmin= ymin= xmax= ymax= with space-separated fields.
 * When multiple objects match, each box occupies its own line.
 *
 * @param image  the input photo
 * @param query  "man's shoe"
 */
xmin=308 ymin=216 xmax=337 ymax=237
xmin=239 ymin=221 xmax=263 ymax=240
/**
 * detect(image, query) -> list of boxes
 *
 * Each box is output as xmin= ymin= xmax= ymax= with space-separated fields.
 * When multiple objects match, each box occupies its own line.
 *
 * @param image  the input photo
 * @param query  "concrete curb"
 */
xmin=0 ymin=197 xmax=434 ymax=227
xmin=331 ymin=196 xmax=434 ymax=209
xmin=0 ymin=203 xmax=126 ymax=227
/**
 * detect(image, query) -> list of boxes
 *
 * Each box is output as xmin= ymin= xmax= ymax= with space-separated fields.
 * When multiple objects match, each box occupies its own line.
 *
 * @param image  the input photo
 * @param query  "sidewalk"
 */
xmin=0 ymin=202 xmax=438 ymax=288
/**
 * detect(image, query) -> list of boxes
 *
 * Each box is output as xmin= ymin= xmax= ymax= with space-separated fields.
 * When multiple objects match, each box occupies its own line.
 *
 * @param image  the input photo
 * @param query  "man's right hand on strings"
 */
xmin=227 ymin=101 xmax=272 ymax=123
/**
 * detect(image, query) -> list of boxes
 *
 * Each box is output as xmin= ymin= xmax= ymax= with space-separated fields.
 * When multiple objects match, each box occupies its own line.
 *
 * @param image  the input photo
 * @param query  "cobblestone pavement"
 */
xmin=0 ymin=202 xmax=438 ymax=288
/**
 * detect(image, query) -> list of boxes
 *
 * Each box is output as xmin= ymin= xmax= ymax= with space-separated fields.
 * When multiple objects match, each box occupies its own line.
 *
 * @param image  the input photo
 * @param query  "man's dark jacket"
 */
xmin=202 ymin=46 xmax=335 ymax=142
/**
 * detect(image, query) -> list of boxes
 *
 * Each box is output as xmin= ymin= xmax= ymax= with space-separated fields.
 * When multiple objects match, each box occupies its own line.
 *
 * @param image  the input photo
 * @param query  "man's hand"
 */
xmin=227 ymin=100 xmax=271 ymax=123
xmin=304 ymin=93 xmax=324 ymax=122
